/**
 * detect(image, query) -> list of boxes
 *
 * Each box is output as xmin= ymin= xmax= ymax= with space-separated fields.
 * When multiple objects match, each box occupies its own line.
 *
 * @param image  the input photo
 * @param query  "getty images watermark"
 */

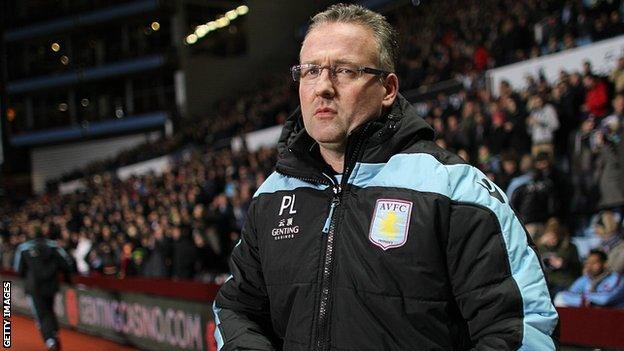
xmin=2 ymin=281 xmax=11 ymax=348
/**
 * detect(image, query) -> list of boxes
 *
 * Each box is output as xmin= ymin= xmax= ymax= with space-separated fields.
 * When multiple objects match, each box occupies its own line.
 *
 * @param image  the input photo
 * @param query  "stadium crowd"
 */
xmin=1 ymin=0 xmax=624 ymax=305
xmin=1 ymin=146 xmax=276 ymax=283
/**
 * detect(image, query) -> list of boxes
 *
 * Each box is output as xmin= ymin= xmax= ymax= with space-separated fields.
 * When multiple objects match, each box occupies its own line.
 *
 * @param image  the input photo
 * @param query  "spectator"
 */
xmin=552 ymin=80 xmax=581 ymax=158
xmin=98 ymin=242 xmax=119 ymax=276
xmin=527 ymin=95 xmax=560 ymax=156
xmin=496 ymin=152 xmax=520 ymax=192
xmin=126 ymin=248 xmax=147 ymax=277
xmin=583 ymin=74 xmax=609 ymax=118
xmin=73 ymin=231 xmax=92 ymax=275
xmin=554 ymin=249 xmax=624 ymax=308
xmin=594 ymin=211 xmax=624 ymax=274
xmin=142 ymin=227 xmax=171 ymax=278
xmin=487 ymin=102 xmax=509 ymax=154
xmin=171 ymin=226 xmax=197 ymax=280
xmin=570 ymin=117 xmax=601 ymax=218
xmin=500 ymin=96 xmax=531 ymax=154
xmin=610 ymin=57 xmax=624 ymax=93
xmin=510 ymin=152 xmax=559 ymax=238
xmin=537 ymin=218 xmax=582 ymax=295
xmin=444 ymin=115 xmax=469 ymax=151
xmin=595 ymin=101 xmax=624 ymax=209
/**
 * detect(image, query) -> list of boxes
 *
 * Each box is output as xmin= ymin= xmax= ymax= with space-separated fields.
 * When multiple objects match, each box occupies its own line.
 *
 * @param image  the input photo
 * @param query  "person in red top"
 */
xmin=583 ymin=75 xmax=609 ymax=118
xmin=473 ymin=45 xmax=490 ymax=72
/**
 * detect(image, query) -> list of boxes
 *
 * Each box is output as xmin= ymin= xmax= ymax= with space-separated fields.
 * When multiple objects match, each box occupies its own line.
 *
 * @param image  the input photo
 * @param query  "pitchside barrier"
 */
xmin=2 ymin=271 xmax=624 ymax=350
xmin=0 ymin=272 xmax=220 ymax=351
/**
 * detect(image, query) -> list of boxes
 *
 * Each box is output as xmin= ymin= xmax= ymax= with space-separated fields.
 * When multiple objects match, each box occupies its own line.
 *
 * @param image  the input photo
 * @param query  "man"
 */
xmin=214 ymin=4 xmax=557 ymax=350
xmin=526 ymin=94 xmax=559 ymax=157
xmin=509 ymin=152 xmax=560 ymax=239
xmin=593 ymin=211 xmax=624 ymax=274
xmin=554 ymin=249 xmax=624 ymax=308
xmin=583 ymin=74 xmax=609 ymax=118
xmin=610 ymin=57 xmax=624 ymax=93
xmin=595 ymin=96 xmax=624 ymax=210
xmin=14 ymin=226 xmax=73 ymax=351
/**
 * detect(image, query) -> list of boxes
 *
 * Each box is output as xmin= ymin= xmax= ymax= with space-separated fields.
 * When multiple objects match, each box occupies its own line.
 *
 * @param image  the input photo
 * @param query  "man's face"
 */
xmin=535 ymin=159 xmax=550 ymax=172
xmin=502 ymin=160 xmax=517 ymax=175
xmin=298 ymin=22 xmax=396 ymax=151
xmin=584 ymin=254 xmax=606 ymax=278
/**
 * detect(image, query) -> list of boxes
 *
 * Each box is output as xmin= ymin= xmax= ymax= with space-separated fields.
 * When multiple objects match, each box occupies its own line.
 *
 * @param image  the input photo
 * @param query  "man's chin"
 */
xmin=314 ymin=136 xmax=346 ymax=153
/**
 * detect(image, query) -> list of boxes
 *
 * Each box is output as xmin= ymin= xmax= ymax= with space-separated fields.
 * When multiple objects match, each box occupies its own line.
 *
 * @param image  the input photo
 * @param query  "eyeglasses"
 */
xmin=291 ymin=63 xmax=390 ymax=84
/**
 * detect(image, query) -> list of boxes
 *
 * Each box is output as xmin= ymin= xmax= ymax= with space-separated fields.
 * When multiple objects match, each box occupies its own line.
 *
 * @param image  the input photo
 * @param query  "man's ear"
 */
xmin=381 ymin=73 xmax=399 ymax=108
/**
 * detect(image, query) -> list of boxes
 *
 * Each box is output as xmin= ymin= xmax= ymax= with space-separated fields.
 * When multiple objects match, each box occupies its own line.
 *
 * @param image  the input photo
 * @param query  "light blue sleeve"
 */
xmin=587 ymin=274 xmax=624 ymax=306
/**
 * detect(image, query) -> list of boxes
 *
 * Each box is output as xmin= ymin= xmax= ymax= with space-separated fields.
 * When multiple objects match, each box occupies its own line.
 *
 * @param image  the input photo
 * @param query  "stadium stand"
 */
xmin=2 ymin=1 xmax=624 ymax=349
xmin=3 ymin=0 xmax=623 ymax=282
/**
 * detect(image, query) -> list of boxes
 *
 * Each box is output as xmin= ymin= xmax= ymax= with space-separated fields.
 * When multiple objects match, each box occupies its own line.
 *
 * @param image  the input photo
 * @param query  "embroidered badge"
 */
xmin=369 ymin=199 xmax=413 ymax=250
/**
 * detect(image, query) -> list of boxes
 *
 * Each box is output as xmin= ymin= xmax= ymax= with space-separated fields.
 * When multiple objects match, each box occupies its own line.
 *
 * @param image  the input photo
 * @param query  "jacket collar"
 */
xmin=275 ymin=94 xmax=434 ymax=183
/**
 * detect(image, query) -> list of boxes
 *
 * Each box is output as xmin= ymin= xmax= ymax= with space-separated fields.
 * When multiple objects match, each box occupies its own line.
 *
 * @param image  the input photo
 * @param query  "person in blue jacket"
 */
xmin=213 ymin=4 xmax=558 ymax=350
xmin=555 ymin=249 xmax=624 ymax=308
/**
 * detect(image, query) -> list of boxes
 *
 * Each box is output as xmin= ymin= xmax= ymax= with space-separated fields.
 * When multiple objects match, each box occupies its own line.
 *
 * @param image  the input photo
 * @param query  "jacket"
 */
xmin=596 ymin=128 xmax=624 ymax=209
xmin=585 ymin=80 xmax=609 ymax=118
xmin=554 ymin=271 xmax=624 ymax=308
xmin=13 ymin=238 xmax=74 ymax=296
xmin=214 ymin=95 xmax=558 ymax=350
xmin=528 ymin=104 xmax=559 ymax=144
xmin=509 ymin=172 xmax=558 ymax=225
xmin=537 ymin=240 xmax=582 ymax=292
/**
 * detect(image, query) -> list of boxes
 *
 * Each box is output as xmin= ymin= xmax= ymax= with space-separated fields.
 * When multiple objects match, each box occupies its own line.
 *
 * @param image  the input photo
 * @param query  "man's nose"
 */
xmin=314 ymin=69 xmax=336 ymax=98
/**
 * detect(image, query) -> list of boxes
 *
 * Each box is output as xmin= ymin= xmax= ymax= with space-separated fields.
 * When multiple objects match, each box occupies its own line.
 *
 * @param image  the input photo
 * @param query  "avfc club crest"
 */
xmin=369 ymin=199 xmax=413 ymax=250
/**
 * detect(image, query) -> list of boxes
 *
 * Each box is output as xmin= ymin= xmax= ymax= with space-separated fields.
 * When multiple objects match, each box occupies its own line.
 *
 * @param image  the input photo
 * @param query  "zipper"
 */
xmin=322 ymin=178 xmax=341 ymax=233
xmin=315 ymin=178 xmax=341 ymax=351
xmin=314 ymin=129 xmax=369 ymax=351
xmin=280 ymin=125 xmax=371 ymax=350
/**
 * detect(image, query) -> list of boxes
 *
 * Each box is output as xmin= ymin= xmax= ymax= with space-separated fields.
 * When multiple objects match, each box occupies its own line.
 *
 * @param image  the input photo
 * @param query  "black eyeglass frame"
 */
xmin=290 ymin=64 xmax=391 ymax=82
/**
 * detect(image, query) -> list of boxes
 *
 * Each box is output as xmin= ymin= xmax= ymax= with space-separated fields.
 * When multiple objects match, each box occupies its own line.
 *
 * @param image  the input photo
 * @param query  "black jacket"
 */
xmin=214 ymin=95 xmax=558 ymax=350
xmin=510 ymin=172 xmax=559 ymax=224
xmin=14 ymin=238 xmax=73 ymax=296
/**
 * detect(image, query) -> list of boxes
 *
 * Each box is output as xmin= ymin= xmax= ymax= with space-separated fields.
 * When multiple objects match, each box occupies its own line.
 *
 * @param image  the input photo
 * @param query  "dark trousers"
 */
xmin=29 ymin=293 xmax=59 ymax=342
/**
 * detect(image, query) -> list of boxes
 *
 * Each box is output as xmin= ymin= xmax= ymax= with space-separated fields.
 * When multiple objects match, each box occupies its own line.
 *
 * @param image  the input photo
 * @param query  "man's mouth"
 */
xmin=314 ymin=107 xmax=337 ymax=117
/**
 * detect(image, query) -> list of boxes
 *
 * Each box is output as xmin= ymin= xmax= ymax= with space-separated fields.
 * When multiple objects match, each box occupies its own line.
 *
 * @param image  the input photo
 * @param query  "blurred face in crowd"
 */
xmin=540 ymin=230 xmax=558 ymax=248
xmin=502 ymin=159 xmax=517 ymax=175
xmin=594 ymin=211 xmax=617 ymax=239
xmin=520 ymin=154 xmax=533 ymax=174
xmin=447 ymin=115 xmax=458 ymax=130
xmin=298 ymin=22 xmax=398 ymax=153
xmin=584 ymin=253 xmax=606 ymax=278
xmin=570 ymin=73 xmax=581 ymax=86
xmin=535 ymin=159 xmax=550 ymax=173
xmin=583 ymin=75 xmax=595 ymax=89
xmin=613 ymin=95 xmax=624 ymax=114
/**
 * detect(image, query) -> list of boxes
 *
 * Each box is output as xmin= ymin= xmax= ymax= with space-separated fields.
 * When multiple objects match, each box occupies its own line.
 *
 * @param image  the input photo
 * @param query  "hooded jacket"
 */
xmin=14 ymin=238 xmax=74 ymax=296
xmin=214 ymin=95 xmax=558 ymax=351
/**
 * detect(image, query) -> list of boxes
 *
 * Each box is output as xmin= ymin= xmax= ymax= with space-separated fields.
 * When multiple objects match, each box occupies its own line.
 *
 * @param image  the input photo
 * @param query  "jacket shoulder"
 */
xmin=254 ymin=171 xmax=329 ymax=198
xmin=402 ymin=140 xmax=466 ymax=166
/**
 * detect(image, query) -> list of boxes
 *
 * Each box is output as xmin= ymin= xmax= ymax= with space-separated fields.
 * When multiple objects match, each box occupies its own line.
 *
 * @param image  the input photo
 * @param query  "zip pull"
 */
xmin=322 ymin=183 xmax=341 ymax=234
xmin=322 ymin=197 xmax=340 ymax=234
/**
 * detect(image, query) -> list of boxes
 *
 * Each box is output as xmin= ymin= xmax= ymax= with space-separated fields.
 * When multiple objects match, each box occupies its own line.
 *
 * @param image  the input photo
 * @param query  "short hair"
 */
xmin=588 ymin=249 xmax=608 ymax=263
xmin=305 ymin=3 xmax=399 ymax=72
xmin=596 ymin=210 xmax=618 ymax=234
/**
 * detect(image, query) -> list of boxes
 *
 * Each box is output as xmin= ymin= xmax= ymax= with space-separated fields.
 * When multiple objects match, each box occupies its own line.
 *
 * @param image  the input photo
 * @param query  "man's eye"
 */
xmin=303 ymin=67 xmax=320 ymax=77
xmin=335 ymin=67 xmax=356 ymax=76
